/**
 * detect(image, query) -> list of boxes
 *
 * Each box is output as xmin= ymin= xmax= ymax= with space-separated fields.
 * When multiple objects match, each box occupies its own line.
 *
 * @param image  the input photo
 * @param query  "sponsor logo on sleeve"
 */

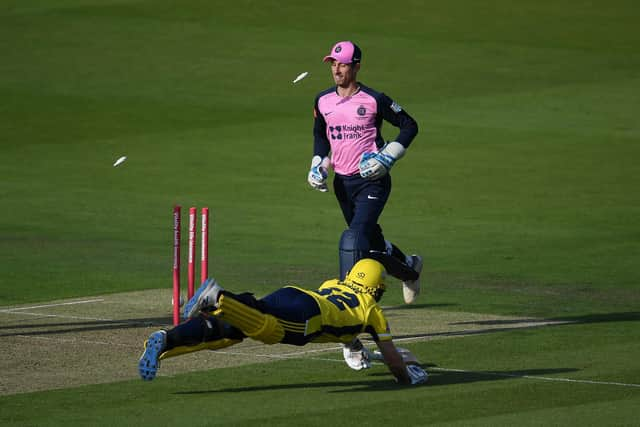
xmin=390 ymin=101 xmax=403 ymax=113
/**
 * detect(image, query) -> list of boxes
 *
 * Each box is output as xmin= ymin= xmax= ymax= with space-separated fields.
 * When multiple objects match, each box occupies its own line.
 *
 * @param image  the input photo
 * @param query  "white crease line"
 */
xmin=214 ymin=346 xmax=342 ymax=359
xmin=429 ymin=367 xmax=640 ymax=389
xmin=15 ymin=334 xmax=135 ymax=348
xmin=1 ymin=311 xmax=118 ymax=322
xmin=218 ymin=351 xmax=344 ymax=363
xmin=0 ymin=299 xmax=105 ymax=312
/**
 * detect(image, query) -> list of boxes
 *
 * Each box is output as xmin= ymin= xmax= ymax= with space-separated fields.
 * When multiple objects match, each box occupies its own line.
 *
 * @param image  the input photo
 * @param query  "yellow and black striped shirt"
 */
xmin=285 ymin=279 xmax=391 ymax=344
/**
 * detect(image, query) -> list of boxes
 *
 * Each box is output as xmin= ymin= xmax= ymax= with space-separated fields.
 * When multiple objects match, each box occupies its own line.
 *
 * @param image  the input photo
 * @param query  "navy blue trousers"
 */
xmin=333 ymin=173 xmax=391 ymax=252
xmin=333 ymin=173 xmax=416 ymax=280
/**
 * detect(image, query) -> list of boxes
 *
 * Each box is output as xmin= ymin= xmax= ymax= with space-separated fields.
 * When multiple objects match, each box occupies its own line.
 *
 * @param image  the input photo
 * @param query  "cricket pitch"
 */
xmin=0 ymin=289 xmax=569 ymax=395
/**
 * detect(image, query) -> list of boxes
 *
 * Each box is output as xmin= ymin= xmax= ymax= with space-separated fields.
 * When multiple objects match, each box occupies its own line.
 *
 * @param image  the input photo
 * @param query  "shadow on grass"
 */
xmin=0 ymin=317 xmax=171 ymax=337
xmin=367 ymin=366 xmax=580 ymax=388
xmin=175 ymin=378 xmax=403 ymax=394
xmin=174 ymin=366 xmax=578 ymax=394
xmin=449 ymin=312 xmax=640 ymax=327
xmin=552 ymin=311 xmax=640 ymax=324
xmin=368 ymin=311 xmax=640 ymax=343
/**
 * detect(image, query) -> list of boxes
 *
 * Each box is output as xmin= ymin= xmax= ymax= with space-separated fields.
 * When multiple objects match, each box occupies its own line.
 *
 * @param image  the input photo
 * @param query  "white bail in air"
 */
xmin=113 ymin=156 xmax=127 ymax=167
xmin=293 ymin=72 xmax=309 ymax=84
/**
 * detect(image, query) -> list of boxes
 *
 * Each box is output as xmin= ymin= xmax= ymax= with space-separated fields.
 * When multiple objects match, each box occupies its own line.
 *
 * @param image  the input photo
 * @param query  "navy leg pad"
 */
xmin=339 ymin=229 xmax=370 ymax=280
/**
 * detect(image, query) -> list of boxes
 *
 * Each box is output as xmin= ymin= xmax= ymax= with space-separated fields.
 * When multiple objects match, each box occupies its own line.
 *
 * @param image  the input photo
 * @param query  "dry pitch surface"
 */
xmin=0 ymin=290 xmax=568 ymax=395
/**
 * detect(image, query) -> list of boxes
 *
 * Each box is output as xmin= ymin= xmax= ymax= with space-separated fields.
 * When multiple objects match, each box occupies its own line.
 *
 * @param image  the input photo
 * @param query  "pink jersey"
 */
xmin=313 ymin=84 xmax=418 ymax=176
xmin=316 ymin=90 xmax=379 ymax=175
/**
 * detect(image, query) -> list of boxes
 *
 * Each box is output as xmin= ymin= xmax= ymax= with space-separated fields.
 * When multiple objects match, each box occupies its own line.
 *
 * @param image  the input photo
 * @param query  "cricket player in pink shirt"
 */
xmin=308 ymin=41 xmax=424 ymax=370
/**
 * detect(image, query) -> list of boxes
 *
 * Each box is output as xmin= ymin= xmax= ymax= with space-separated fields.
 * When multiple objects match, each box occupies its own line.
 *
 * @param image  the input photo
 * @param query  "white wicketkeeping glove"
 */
xmin=342 ymin=343 xmax=373 ymax=370
xmin=406 ymin=364 xmax=428 ymax=385
xmin=308 ymin=155 xmax=330 ymax=192
xmin=359 ymin=141 xmax=406 ymax=180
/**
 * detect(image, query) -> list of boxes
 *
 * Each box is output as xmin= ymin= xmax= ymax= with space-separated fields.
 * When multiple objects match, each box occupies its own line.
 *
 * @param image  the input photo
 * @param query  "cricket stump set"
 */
xmin=172 ymin=205 xmax=209 ymax=325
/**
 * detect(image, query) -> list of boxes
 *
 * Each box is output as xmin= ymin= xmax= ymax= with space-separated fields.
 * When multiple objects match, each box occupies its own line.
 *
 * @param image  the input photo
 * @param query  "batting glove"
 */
xmin=308 ymin=155 xmax=330 ymax=192
xmin=406 ymin=364 xmax=428 ymax=385
xmin=359 ymin=141 xmax=406 ymax=180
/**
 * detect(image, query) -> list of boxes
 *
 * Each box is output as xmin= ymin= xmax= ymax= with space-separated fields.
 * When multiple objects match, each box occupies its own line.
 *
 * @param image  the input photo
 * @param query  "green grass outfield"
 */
xmin=1 ymin=0 xmax=639 ymax=425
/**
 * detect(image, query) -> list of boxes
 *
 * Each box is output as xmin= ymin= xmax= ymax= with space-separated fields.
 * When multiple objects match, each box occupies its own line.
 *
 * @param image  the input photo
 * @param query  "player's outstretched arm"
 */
xmin=376 ymin=340 xmax=410 ymax=383
xmin=376 ymin=340 xmax=428 ymax=385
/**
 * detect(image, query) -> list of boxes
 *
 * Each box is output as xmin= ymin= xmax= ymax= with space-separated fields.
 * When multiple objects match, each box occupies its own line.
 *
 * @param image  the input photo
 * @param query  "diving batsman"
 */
xmin=138 ymin=259 xmax=427 ymax=385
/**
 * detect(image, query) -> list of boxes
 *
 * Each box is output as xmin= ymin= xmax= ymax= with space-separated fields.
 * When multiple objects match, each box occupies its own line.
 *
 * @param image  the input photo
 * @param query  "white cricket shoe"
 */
xmin=183 ymin=278 xmax=224 ymax=320
xmin=402 ymin=255 xmax=423 ymax=304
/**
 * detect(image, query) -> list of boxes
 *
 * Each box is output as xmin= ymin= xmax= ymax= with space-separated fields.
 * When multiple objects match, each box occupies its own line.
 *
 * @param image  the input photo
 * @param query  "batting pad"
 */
xmin=159 ymin=338 xmax=242 ymax=360
xmin=217 ymin=294 xmax=284 ymax=344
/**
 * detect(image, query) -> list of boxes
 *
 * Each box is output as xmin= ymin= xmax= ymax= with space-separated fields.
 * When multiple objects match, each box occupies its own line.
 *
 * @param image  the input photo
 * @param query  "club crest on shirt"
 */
xmin=357 ymin=105 xmax=367 ymax=116
xmin=390 ymin=101 xmax=403 ymax=113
